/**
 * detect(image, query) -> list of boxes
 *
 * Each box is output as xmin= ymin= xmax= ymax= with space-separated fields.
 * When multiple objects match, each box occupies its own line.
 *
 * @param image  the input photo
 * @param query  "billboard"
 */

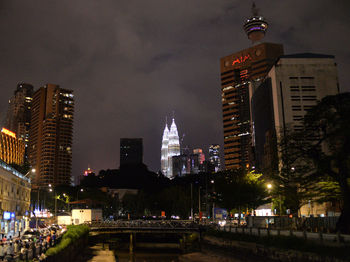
xmin=214 ymin=208 xmax=228 ymax=219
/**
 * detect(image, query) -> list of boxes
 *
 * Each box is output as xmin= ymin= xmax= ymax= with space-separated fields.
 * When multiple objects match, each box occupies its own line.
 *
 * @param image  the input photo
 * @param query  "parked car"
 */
xmin=21 ymin=229 xmax=40 ymax=240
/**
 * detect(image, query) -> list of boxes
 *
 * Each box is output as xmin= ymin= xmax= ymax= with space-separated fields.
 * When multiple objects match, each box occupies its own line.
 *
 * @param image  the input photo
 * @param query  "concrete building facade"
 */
xmin=252 ymin=53 xmax=339 ymax=172
xmin=0 ymin=160 xmax=31 ymax=236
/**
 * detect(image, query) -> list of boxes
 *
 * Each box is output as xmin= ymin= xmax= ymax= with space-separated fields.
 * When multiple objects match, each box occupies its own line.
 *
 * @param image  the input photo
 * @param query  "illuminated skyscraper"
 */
xmin=0 ymin=128 xmax=25 ymax=165
xmin=5 ymin=83 xmax=33 ymax=161
xmin=161 ymin=117 xmax=180 ymax=178
xmin=193 ymin=149 xmax=205 ymax=164
xmin=209 ymin=144 xmax=221 ymax=172
xmin=161 ymin=123 xmax=169 ymax=176
xmin=28 ymin=84 xmax=74 ymax=187
xmin=168 ymin=118 xmax=180 ymax=177
xmin=220 ymin=4 xmax=283 ymax=169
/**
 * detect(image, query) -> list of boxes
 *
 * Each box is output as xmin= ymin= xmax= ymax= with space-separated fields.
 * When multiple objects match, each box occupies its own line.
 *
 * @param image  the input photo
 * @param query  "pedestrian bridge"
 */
xmin=87 ymin=220 xmax=200 ymax=234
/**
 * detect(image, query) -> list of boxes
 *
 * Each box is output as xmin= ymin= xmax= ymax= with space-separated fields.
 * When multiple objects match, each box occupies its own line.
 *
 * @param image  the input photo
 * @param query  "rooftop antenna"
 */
xmin=252 ymin=2 xmax=259 ymax=16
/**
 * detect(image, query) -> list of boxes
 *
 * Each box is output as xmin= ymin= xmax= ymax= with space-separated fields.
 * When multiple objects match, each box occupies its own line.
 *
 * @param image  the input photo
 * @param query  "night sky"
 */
xmin=0 ymin=1 xmax=349 ymax=179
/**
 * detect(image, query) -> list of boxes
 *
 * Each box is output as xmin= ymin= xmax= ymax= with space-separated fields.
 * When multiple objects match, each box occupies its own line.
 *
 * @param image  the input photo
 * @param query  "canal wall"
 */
xmin=202 ymin=235 xmax=349 ymax=262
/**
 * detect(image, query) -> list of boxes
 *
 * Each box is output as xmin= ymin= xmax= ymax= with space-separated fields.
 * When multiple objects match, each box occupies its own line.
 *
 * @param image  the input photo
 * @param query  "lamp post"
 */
xmin=190 ymin=183 xmax=193 ymax=221
xmin=48 ymin=184 xmax=58 ymax=221
xmin=24 ymin=168 xmax=36 ymax=179
xmin=76 ymin=188 xmax=83 ymax=200
xmin=211 ymin=180 xmax=215 ymax=221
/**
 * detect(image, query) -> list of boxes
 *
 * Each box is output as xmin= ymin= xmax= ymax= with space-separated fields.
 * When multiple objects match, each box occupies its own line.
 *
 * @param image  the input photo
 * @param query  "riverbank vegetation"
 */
xmin=46 ymin=224 xmax=90 ymax=257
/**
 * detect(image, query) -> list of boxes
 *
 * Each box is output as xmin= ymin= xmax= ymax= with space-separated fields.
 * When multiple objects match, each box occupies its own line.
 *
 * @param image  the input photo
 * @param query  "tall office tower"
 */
xmin=252 ymin=53 xmax=339 ymax=172
xmin=161 ymin=123 xmax=169 ymax=176
xmin=172 ymin=154 xmax=190 ymax=177
xmin=120 ymin=138 xmax=143 ymax=166
xmin=167 ymin=118 xmax=180 ymax=177
xmin=0 ymin=128 xmax=25 ymax=165
xmin=5 ymin=83 xmax=33 ymax=160
xmin=209 ymin=144 xmax=221 ymax=172
xmin=28 ymin=84 xmax=74 ymax=187
xmin=193 ymin=149 xmax=205 ymax=164
xmin=220 ymin=4 xmax=283 ymax=170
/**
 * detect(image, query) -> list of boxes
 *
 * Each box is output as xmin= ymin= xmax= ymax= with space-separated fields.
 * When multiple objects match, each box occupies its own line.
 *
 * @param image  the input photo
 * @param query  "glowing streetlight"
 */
xmin=267 ymin=183 xmax=272 ymax=190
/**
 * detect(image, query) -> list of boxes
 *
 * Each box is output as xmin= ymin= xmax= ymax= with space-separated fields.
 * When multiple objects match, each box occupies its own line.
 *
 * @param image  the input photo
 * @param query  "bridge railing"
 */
xmin=87 ymin=220 xmax=200 ymax=230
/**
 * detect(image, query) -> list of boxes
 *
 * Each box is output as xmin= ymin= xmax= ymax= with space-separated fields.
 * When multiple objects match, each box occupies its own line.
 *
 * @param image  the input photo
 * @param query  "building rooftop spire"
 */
xmin=252 ymin=2 xmax=259 ymax=16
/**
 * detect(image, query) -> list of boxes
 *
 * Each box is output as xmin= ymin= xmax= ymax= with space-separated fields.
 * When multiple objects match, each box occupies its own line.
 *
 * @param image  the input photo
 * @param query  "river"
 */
xmin=85 ymin=243 xmax=259 ymax=262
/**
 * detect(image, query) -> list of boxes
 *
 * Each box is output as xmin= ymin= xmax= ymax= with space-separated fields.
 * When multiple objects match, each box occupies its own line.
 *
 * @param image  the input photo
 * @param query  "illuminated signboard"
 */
xmin=1 ymin=128 xmax=16 ymax=138
xmin=3 ymin=212 xmax=15 ymax=220
xmin=232 ymin=54 xmax=252 ymax=66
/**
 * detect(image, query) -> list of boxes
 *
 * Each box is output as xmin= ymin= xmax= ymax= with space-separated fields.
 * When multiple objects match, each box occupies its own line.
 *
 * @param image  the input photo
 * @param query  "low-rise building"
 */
xmin=0 ymin=159 xmax=31 ymax=236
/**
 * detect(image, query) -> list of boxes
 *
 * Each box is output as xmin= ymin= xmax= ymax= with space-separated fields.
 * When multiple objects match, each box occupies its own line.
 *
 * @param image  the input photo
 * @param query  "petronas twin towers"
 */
xmin=161 ymin=118 xmax=180 ymax=178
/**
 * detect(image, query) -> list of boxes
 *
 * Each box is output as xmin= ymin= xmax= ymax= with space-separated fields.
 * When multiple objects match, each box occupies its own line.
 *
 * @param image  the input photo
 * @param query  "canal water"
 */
xmin=86 ymin=245 xmax=258 ymax=262
xmin=114 ymin=252 xmax=258 ymax=262
xmin=85 ymin=233 xmax=261 ymax=262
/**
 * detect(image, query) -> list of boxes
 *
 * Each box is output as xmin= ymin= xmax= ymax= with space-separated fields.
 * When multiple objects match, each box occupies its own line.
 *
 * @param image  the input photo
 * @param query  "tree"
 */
xmin=301 ymin=93 xmax=350 ymax=233
xmin=214 ymin=169 xmax=268 ymax=215
xmin=271 ymin=127 xmax=319 ymax=217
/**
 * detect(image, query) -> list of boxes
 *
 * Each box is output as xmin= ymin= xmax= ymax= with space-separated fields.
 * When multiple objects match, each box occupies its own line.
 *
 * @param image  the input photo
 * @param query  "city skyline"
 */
xmin=0 ymin=1 xmax=349 ymax=178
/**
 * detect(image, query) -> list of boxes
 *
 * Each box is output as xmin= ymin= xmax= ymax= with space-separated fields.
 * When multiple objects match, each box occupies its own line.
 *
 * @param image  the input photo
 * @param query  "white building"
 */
xmin=251 ymin=53 xmax=340 ymax=217
xmin=161 ymin=123 xmax=169 ymax=176
xmin=161 ymin=118 xmax=180 ymax=178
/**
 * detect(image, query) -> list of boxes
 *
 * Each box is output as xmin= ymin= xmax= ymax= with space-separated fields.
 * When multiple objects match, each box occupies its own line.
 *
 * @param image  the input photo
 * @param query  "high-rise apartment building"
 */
xmin=209 ymin=144 xmax=221 ymax=172
xmin=0 ymin=128 xmax=25 ymax=165
xmin=220 ymin=5 xmax=283 ymax=170
xmin=120 ymin=138 xmax=143 ymax=166
xmin=252 ymin=53 xmax=339 ymax=172
xmin=28 ymin=84 xmax=74 ymax=187
xmin=5 ymin=83 xmax=33 ymax=160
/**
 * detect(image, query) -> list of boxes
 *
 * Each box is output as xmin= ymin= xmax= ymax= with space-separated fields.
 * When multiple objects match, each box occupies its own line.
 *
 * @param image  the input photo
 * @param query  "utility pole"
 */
xmin=190 ymin=183 xmax=193 ymax=220
xmin=55 ymin=192 xmax=57 ymax=219
xmin=198 ymin=186 xmax=201 ymax=214
xmin=36 ymin=188 xmax=39 ymax=229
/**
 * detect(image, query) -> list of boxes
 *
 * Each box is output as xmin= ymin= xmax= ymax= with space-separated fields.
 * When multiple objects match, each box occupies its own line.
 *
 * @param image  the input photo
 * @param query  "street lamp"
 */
xmin=24 ymin=168 xmax=36 ymax=178
xmin=267 ymin=183 xmax=272 ymax=190
xmin=76 ymin=188 xmax=83 ymax=200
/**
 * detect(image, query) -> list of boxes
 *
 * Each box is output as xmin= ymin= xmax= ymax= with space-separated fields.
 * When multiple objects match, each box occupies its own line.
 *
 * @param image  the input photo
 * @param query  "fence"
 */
xmin=218 ymin=225 xmax=350 ymax=245
xmin=246 ymin=216 xmax=339 ymax=232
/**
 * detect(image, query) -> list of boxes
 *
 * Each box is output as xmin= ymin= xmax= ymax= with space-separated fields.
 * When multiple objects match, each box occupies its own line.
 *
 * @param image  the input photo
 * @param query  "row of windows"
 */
xmin=290 ymin=85 xmax=316 ymax=91
xmin=291 ymin=95 xmax=317 ymax=102
xmin=289 ymin=76 xmax=314 ymax=80
xmin=292 ymin=105 xmax=315 ymax=111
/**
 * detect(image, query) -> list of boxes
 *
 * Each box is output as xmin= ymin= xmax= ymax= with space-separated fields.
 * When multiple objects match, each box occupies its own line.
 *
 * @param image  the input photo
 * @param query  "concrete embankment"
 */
xmin=201 ymin=235 xmax=349 ymax=262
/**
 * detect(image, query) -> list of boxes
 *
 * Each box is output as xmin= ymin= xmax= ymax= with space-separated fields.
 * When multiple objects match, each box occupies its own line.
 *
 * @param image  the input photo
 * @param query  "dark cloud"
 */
xmin=0 ymin=0 xmax=349 ymax=178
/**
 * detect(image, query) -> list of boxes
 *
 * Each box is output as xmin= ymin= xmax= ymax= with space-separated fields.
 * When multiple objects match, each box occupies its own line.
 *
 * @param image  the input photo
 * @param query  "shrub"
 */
xmin=45 ymin=225 xmax=89 ymax=257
